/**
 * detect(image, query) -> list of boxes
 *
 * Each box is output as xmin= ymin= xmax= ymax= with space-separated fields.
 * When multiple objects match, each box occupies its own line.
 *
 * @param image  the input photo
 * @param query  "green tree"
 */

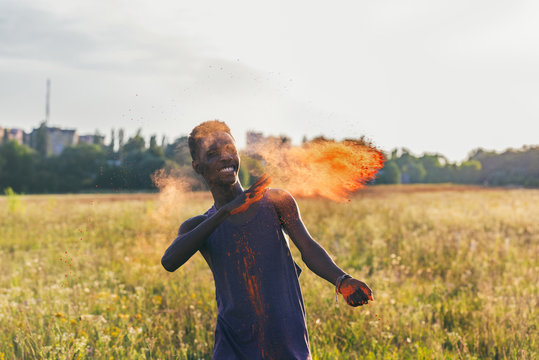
xmin=93 ymin=129 xmax=102 ymax=145
xmin=376 ymin=160 xmax=401 ymax=184
xmin=419 ymin=154 xmax=448 ymax=183
xmin=457 ymin=160 xmax=482 ymax=184
xmin=107 ymin=128 xmax=116 ymax=160
xmin=469 ymin=146 xmax=539 ymax=186
xmin=118 ymin=128 xmax=125 ymax=159
xmin=0 ymin=141 xmax=36 ymax=193
xmin=148 ymin=135 xmax=164 ymax=157
xmin=55 ymin=143 xmax=107 ymax=191
xmin=123 ymin=129 xmax=145 ymax=154
xmin=395 ymin=149 xmax=426 ymax=183
xmin=238 ymin=153 xmax=265 ymax=187
xmin=35 ymin=122 xmax=48 ymax=157
xmin=165 ymin=136 xmax=191 ymax=166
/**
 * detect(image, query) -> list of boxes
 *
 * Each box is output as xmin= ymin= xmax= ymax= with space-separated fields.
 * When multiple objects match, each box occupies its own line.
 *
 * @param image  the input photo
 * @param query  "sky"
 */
xmin=1 ymin=0 xmax=538 ymax=162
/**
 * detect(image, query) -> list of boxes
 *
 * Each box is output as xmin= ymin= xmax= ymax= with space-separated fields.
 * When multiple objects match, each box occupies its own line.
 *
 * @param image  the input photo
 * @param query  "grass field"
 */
xmin=0 ymin=185 xmax=537 ymax=359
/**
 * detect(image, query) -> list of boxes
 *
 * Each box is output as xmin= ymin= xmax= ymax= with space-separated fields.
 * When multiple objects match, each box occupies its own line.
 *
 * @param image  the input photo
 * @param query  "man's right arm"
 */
xmin=161 ymin=174 xmax=271 ymax=272
xmin=161 ymin=208 xmax=231 ymax=272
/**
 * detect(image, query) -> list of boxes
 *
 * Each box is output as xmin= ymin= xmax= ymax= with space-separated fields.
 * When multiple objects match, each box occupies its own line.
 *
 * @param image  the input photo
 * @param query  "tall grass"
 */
xmin=0 ymin=186 xmax=537 ymax=359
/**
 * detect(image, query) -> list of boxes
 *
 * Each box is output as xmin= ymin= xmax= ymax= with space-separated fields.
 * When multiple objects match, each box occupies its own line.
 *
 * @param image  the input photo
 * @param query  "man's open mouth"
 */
xmin=219 ymin=166 xmax=235 ymax=173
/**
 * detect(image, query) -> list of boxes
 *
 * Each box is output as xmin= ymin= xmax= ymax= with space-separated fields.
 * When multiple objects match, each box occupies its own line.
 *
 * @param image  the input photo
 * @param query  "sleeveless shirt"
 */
xmin=200 ymin=192 xmax=311 ymax=360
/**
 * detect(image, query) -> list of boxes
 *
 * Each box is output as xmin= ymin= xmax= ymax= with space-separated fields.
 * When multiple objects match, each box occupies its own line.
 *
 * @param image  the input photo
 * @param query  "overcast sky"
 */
xmin=1 ymin=0 xmax=537 ymax=162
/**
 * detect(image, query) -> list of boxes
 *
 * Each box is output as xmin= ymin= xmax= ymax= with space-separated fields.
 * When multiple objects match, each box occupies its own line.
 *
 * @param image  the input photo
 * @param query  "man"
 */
xmin=161 ymin=120 xmax=373 ymax=359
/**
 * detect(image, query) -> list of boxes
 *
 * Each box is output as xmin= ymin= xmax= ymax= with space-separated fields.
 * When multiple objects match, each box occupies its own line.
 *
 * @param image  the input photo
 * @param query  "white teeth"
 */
xmin=220 ymin=167 xmax=234 ymax=172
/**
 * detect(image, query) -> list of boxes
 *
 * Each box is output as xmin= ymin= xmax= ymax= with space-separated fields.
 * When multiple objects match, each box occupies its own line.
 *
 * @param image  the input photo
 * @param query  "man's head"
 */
xmin=188 ymin=120 xmax=233 ymax=161
xmin=188 ymin=120 xmax=240 ymax=186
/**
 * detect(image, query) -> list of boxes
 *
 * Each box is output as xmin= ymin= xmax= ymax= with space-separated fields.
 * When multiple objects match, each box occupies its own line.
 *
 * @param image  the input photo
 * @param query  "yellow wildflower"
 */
xmin=111 ymin=326 xmax=121 ymax=338
xmin=152 ymin=295 xmax=162 ymax=305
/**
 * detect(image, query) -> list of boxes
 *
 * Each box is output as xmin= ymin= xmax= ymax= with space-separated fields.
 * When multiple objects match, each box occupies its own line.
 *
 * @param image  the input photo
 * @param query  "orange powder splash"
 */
xmin=246 ymin=138 xmax=384 ymax=202
xmin=230 ymin=174 xmax=272 ymax=215
xmin=233 ymin=231 xmax=273 ymax=359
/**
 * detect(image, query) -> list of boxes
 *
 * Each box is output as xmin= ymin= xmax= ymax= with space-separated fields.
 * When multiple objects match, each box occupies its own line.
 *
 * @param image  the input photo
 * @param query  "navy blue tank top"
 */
xmin=200 ymin=192 xmax=311 ymax=360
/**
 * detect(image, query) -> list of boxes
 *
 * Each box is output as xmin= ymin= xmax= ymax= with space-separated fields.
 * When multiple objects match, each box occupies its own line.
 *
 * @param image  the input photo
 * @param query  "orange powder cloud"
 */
xmin=246 ymin=138 xmax=384 ymax=202
xmin=151 ymin=169 xmax=190 ymax=222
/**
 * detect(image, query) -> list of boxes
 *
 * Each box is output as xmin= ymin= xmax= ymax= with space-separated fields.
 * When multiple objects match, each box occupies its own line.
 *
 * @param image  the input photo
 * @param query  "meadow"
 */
xmin=0 ymin=185 xmax=537 ymax=359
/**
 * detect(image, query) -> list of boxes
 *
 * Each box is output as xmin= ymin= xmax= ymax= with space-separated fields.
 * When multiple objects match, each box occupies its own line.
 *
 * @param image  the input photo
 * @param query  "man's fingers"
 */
xmin=348 ymin=293 xmax=361 ymax=306
xmin=344 ymin=287 xmax=371 ymax=307
xmin=346 ymin=294 xmax=362 ymax=307
xmin=248 ymin=174 xmax=272 ymax=195
xmin=250 ymin=174 xmax=268 ymax=189
xmin=230 ymin=179 xmax=270 ymax=215
xmin=359 ymin=283 xmax=374 ymax=301
xmin=354 ymin=290 xmax=369 ymax=303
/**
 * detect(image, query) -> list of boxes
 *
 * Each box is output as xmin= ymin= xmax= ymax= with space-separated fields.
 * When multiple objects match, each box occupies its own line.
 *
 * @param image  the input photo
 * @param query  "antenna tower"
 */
xmin=45 ymin=79 xmax=51 ymax=124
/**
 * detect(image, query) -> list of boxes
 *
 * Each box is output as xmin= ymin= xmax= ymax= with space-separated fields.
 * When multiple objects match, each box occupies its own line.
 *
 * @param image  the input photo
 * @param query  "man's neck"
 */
xmin=211 ymin=182 xmax=244 ymax=209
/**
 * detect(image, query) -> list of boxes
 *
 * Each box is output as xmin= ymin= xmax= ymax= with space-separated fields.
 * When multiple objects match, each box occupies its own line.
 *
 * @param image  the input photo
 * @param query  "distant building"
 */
xmin=78 ymin=134 xmax=105 ymax=145
xmin=245 ymin=131 xmax=291 ymax=155
xmin=1 ymin=120 xmax=110 ymax=155
xmin=246 ymin=131 xmax=264 ymax=150
xmin=0 ymin=126 xmax=27 ymax=145
xmin=46 ymin=127 xmax=78 ymax=155
xmin=8 ymin=128 xmax=25 ymax=145
xmin=29 ymin=125 xmax=78 ymax=156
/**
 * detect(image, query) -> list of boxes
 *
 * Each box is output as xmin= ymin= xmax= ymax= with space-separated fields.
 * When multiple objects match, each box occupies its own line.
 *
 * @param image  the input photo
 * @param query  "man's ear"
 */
xmin=192 ymin=160 xmax=202 ymax=175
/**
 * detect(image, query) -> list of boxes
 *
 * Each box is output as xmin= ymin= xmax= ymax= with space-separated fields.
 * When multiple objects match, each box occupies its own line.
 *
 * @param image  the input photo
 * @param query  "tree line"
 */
xmin=0 ymin=128 xmax=263 ymax=194
xmin=376 ymin=146 xmax=539 ymax=187
xmin=0 ymin=129 xmax=537 ymax=194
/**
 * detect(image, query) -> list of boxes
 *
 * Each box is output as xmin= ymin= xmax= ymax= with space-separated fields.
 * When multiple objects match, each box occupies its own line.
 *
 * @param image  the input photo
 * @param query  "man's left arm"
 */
xmin=269 ymin=189 xmax=373 ymax=307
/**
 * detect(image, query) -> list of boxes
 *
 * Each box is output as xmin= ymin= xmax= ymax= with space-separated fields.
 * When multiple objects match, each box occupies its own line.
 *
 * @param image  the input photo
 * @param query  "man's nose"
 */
xmin=220 ymin=151 xmax=233 ymax=161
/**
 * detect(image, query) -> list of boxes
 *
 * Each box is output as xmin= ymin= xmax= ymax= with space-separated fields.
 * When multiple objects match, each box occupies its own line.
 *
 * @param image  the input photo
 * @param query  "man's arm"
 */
xmin=161 ymin=210 xmax=229 ymax=272
xmin=269 ymin=188 xmax=373 ymax=306
xmin=161 ymin=175 xmax=271 ymax=272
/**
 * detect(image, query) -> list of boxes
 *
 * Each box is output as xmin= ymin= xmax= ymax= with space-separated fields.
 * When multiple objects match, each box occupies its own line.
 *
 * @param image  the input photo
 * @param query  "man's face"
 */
xmin=193 ymin=131 xmax=240 ymax=186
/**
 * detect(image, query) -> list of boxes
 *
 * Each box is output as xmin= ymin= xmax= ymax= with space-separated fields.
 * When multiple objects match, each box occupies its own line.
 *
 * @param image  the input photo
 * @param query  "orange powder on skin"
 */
xmin=339 ymin=283 xmax=374 ymax=301
xmin=247 ymin=139 xmax=384 ymax=202
xmin=339 ymin=283 xmax=381 ymax=321
xmin=230 ymin=174 xmax=272 ymax=215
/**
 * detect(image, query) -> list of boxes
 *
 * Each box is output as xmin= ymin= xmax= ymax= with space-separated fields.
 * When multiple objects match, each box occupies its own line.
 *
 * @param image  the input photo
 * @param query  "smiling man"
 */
xmin=161 ymin=120 xmax=373 ymax=360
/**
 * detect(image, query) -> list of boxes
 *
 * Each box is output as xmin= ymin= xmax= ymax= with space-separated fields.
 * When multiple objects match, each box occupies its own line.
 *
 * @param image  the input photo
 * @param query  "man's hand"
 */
xmin=225 ymin=174 xmax=272 ymax=215
xmin=338 ymin=278 xmax=373 ymax=307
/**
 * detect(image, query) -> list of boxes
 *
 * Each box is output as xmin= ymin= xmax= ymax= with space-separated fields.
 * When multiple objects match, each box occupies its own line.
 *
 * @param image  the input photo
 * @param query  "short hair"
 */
xmin=188 ymin=120 xmax=233 ymax=161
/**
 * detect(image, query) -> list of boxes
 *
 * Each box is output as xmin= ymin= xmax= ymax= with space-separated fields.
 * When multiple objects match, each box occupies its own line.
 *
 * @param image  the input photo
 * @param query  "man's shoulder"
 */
xmin=266 ymin=188 xmax=295 ymax=203
xmin=266 ymin=188 xmax=298 ymax=214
